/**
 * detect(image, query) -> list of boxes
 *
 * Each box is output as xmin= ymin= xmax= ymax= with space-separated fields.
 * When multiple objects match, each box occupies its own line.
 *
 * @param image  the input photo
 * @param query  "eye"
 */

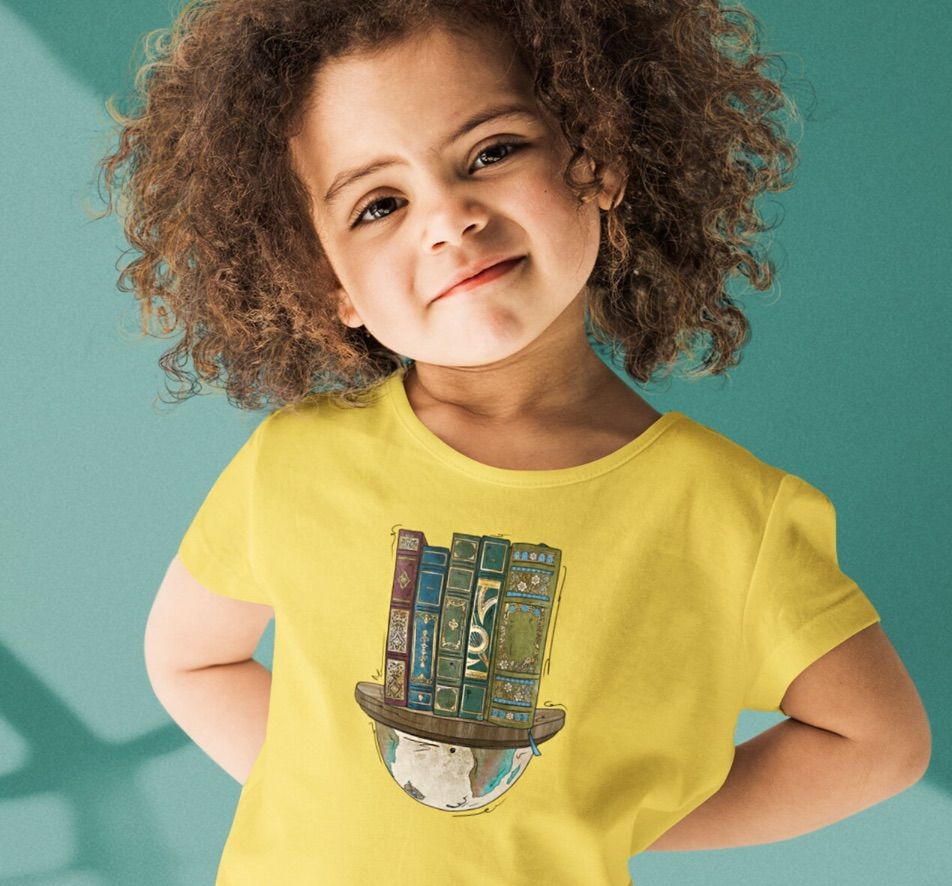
xmin=349 ymin=140 xmax=528 ymax=228
xmin=471 ymin=140 xmax=524 ymax=170
xmin=351 ymin=195 xmax=404 ymax=227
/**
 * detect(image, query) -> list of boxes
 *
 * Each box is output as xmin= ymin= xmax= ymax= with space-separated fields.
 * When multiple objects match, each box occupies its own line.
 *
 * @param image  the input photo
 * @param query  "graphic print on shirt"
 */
xmin=354 ymin=529 xmax=565 ymax=812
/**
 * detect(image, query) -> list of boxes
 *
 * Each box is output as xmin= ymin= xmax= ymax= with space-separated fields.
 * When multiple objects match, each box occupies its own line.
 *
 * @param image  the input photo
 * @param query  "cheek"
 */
xmin=529 ymin=182 xmax=599 ymax=265
xmin=527 ymin=152 xmax=598 ymax=243
xmin=340 ymin=240 xmax=399 ymax=288
xmin=345 ymin=243 xmax=418 ymax=318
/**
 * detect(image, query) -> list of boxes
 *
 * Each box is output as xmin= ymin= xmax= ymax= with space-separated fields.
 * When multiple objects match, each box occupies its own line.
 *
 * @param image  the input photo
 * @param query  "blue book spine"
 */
xmin=406 ymin=546 xmax=450 ymax=711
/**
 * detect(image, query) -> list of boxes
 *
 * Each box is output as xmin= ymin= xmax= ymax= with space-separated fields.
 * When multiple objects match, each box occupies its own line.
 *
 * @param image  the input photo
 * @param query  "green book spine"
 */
xmin=432 ymin=532 xmax=481 ymax=718
xmin=486 ymin=542 xmax=562 ymax=729
xmin=458 ymin=536 xmax=512 ymax=721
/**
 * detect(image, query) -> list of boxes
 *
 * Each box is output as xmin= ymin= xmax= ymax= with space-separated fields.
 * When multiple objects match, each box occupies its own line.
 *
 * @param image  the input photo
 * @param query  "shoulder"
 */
xmin=666 ymin=412 xmax=785 ymax=485
xmin=252 ymin=375 xmax=395 ymax=455
xmin=662 ymin=411 xmax=789 ymax=519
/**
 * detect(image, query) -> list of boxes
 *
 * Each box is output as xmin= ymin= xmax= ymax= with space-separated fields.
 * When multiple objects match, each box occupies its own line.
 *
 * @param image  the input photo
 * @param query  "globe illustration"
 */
xmin=355 ymin=682 xmax=565 ymax=811
xmin=375 ymin=724 xmax=534 ymax=810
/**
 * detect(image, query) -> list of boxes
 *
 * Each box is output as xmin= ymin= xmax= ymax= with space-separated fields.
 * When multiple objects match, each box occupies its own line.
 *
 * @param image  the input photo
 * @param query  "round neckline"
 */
xmin=383 ymin=364 xmax=682 ymax=487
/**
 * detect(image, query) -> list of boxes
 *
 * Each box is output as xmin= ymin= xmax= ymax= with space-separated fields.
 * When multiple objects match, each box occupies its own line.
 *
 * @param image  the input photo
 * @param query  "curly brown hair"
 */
xmin=95 ymin=0 xmax=802 ymax=412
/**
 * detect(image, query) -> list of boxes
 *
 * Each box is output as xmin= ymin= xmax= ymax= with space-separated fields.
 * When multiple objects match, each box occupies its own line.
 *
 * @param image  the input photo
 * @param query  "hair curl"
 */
xmin=95 ymin=0 xmax=803 ymax=412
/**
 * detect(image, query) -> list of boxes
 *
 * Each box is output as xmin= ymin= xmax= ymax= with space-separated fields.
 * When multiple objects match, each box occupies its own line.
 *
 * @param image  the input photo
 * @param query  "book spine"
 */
xmin=407 ymin=545 xmax=450 ymax=711
xmin=384 ymin=528 xmax=427 ymax=707
xmin=458 ymin=536 xmax=512 ymax=720
xmin=432 ymin=532 xmax=482 ymax=718
xmin=486 ymin=542 xmax=562 ymax=729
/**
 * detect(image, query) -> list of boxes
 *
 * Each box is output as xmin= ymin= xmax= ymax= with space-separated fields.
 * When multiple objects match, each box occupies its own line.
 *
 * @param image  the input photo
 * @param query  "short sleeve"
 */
xmin=742 ymin=473 xmax=881 ymax=713
xmin=177 ymin=417 xmax=272 ymax=605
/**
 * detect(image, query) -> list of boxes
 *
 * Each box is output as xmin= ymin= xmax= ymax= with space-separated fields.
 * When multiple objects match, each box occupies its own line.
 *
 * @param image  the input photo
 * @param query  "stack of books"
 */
xmin=383 ymin=528 xmax=562 ymax=730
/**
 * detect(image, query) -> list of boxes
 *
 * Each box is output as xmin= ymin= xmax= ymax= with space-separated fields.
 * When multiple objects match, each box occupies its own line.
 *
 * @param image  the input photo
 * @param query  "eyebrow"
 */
xmin=322 ymin=102 xmax=537 ymax=208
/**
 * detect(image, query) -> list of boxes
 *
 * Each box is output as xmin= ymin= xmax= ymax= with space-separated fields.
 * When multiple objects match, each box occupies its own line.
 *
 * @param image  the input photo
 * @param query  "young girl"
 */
xmin=99 ymin=1 xmax=931 ymax=883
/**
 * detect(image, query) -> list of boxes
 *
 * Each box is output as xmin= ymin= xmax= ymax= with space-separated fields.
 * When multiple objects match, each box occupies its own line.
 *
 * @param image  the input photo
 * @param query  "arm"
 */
xmin=144 ymin=555 xmax=274 ymax=785
xmin=644 ymin=623 xmax=932 ymax=851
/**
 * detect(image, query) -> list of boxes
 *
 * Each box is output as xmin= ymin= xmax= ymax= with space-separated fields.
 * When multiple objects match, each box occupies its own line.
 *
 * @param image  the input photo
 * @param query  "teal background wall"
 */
xmin=0 ymin=1 xmax=947 ymax=883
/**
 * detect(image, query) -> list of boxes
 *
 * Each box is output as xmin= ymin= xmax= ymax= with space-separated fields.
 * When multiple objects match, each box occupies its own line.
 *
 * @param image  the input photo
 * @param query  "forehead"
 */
xmin=313 ymin=24 xmax=531 ymax=125
xmin=292 ymin=25 xmax=539 ymax=188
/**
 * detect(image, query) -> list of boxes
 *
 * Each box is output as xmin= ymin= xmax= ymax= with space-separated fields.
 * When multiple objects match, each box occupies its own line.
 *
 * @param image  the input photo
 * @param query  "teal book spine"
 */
xmin=432 ymin=532 xmax=482 ymax=718
xmin=486 ymin=542 xmax=562 ymax=729
xmin=407 ymin=545 xmax=450 ymax=712
xmin=458 ymin=536 xmax=512 ymax=720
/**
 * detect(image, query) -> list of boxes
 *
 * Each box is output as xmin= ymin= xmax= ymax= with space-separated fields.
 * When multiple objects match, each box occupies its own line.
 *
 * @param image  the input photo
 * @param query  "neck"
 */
xmin=403 ymin=293 xmax=620 ymax=424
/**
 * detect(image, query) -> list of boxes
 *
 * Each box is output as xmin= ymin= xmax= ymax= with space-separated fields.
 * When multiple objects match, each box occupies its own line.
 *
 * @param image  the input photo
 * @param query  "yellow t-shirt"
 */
xmin=177 ymin=363 xmax=880 ymax=886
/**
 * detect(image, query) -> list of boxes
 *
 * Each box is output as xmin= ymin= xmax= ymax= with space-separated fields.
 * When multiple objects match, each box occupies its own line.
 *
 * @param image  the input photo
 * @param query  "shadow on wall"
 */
xmin=3 ymin=0 xmax=172 ymax=104
xmin=0 ymin=642 xmax=191 ymax=883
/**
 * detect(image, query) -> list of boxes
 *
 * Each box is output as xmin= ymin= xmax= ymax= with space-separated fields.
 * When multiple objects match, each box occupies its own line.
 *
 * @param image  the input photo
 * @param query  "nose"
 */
xmin=421 ymin=185 xmax=490 ymax=252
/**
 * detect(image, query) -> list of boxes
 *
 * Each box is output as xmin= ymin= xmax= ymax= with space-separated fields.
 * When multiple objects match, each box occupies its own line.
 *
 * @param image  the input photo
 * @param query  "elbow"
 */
xmin=856 ymin=710 xmax=933 ymax=791
xmin=894 ymin=716 xmax=932 ymax=786
xmin=883 ymin=695 xmax=933 ymax=786
xmin=907 ymin=704 xmax=933 ymax=782
xmin=143 ymin=613 xmax=177 ymax=697
xmin=143 ymin=613 xmax=160 ymax=682
xmin=906 ymin=733 xmax=932 ymax=784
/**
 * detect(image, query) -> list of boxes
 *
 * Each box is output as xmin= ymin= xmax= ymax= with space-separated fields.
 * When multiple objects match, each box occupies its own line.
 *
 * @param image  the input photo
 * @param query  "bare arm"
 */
xmin=644 ymin=716 xmax=921 ymax=851
xmin=144 ymin=555 xmax=274 ymax=784
xmin=645 ymin=623 xmax=932 ymax=851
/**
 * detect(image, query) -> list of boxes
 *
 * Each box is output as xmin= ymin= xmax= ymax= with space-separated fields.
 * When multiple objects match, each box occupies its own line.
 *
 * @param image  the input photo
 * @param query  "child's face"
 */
xmin=290 ymin=24 xmax=623 ymax=369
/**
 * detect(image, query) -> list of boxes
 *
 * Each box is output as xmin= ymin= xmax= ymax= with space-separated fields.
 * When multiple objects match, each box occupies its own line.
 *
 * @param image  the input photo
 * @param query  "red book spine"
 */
xmin=384 ymin=528 xmax=427 ymax=707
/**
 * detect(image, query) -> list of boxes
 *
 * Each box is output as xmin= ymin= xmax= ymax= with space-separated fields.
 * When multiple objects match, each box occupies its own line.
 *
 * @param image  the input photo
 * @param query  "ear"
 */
xmin=335 ymin=286 xmax=364 ymax=329
xmin=582 ymin=153 xmax=627 ymax=211
xmin=595 ymin=161 xmax=628 ymax=212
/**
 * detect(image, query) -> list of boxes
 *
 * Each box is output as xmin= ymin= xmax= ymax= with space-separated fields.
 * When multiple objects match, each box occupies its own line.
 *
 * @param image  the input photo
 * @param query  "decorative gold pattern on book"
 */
xmin=384 ymin=659 xmax=406 ymax=702
xmin=413 ymin=612 xmax=436 ymax=677
xmin=386 ymin=608 xmax=409 ymax=654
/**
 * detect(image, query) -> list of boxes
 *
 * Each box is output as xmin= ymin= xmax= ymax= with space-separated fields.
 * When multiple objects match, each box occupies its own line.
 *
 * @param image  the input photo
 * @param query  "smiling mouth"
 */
xmin=433 ymin=256 xmax=526 ymax=303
